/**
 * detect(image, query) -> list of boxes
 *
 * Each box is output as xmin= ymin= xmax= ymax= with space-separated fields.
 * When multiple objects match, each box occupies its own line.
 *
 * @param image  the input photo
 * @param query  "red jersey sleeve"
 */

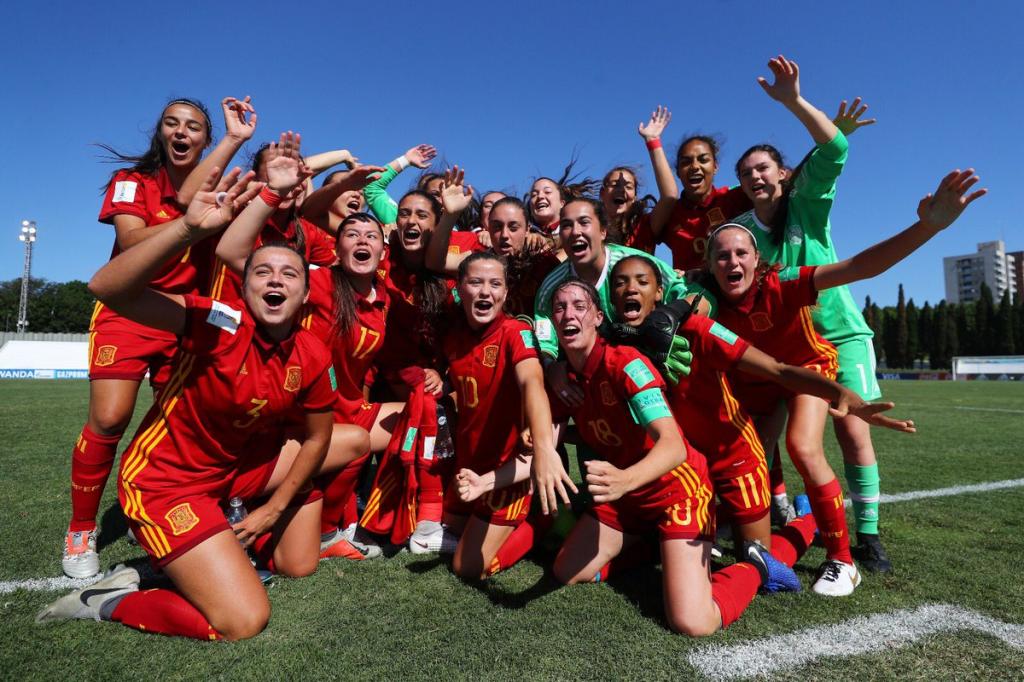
xmin=776 ymin=266 xmax=820 ymax=308
xmin=681 ymin=315 xmax=750 ymax=372
xmin=297 ymin=339 xmax=337 ymax=412
xmin=449 ymin=231 xmax=485 ymax=255
xmin=506 ymin=319 xmax=541 ymax=366
xmin=179 ymin=295 xmax=245 ymax=355
xmin=98 ymin=170 xmax=155 ymax=224
xmin=303 ymin=220 xmax=338 ymax=267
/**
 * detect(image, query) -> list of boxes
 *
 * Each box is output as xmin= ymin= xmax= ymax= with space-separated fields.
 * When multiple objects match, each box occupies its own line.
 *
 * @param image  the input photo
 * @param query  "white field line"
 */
xmin=687 ymin=603 xmax=1024 ymax=680
xmin=900 ymin=403 xmax=1024 ymax=415
xmin=4 ymin=479 xmax=1023 ymax=595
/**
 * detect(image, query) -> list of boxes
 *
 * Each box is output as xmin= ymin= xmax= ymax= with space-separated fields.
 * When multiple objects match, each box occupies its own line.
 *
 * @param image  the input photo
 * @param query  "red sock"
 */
xmin=415 ymin=459 xmax=449 ymax=524
xmin=807 ymin=478 xmax=852 ymax=564
xmin=769 ymin=444 xmax=787 ymax=497
xmin=110 ymin=589 xmax=223 ymax=640
xmin=710 ymin=563 xmax=761 ymax=629
xmin=487 ymin=515 xmax=555 ymax=576
xmin=770 ymin=515 xmax=818 ymax=567
xmin=251 ymin=532 xmax=276 ymax=574
xmin=318 ymin=452 xmax=370 ymax=535
xmin=595 ymin=540 xmax=657 ymax=582
xmin=69 ymin=426 xmax=122 ymax=532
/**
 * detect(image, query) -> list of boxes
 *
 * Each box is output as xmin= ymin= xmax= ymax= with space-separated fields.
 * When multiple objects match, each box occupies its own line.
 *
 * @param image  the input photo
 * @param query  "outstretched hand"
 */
xmin=328 ymin=164 xmax=389 ymax=194
xmin=439 ymin=166 xmax=474 ymax=214
xmin=833 ymin=97 xmax=876 ymax=136
xmin=222 ymin=96 xmax=257 ymax=142
xmin=830 ymin=391 xmax=917 ymax=434
xmin=405 ymin=144 xmax=437 ymax=169
xmin=917 ymin=169 xmax=987 ymax=231
xmin=757 ymin=55 xmax=801 ymax=105
xmin=264 ymin=131 xmax=313 ymax=195
xmin=638 ymin=105 xmax=672 ymax=141
xmin=184 ymin=166 xmax=261 ymax=238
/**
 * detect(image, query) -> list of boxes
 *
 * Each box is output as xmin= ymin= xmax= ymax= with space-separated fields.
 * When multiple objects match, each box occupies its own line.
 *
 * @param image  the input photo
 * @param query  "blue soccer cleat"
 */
xmin=743 ymin=540 xmax=802 ymax=593
xmin=793 ymin=494 xmax=812 ymax=518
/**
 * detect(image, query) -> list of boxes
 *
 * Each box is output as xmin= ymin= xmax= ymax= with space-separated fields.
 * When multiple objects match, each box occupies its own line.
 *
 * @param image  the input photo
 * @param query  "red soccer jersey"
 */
xmin=661 ymin=186 xmax=752 ymax=270
xmin=207 ymin=215 xmax=336 ymax=303
xmin=672 ymin=315 xmax=750 ymax=407
xmin=443 ymin=314 xmax=539 ymax=472
xmin=504 ymin=251 xmax=561 ymax=321
xmin=713 ymin=266 xmax=838 ymax=381
xmin=448 ymin=230 xmax=485 ymax=256
xmin=550 ymin=339 xmax=706 ymax=499
xmin=301 ymin=267 xmax=389 ymax=422
xmin=95 ymin=168 xmax=215 ymax=335
xmin=119 ymin=296 xmax=336 ymax=490
xmin=623 ymin=213 xmax=656 ymax=254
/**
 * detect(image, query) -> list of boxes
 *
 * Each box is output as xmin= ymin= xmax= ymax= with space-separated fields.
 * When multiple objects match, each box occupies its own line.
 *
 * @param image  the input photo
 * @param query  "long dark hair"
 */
xmin=601 ymin=166 xmax=655 ymax=245
xmin=252 ymin=143 xmax=308 ymax=256
xmin=330 ymin=212 xmax=385 ymax=336
xmin=526 ymin=154 xmax=600 ymax=228
xmin=735 ymin=144 xmax=813 ymax=246
xmin=97 ymin=98 xmax=212 ymax=188
xmin=395 ymin=190 xmax=451 ymax=338
xmin=242 ymin=242 xmax=310 ymax=290
xmin=675 ymin=134 xmax=722 ymax=177
xmin=486 ymin=197 xmax=539 ymax=293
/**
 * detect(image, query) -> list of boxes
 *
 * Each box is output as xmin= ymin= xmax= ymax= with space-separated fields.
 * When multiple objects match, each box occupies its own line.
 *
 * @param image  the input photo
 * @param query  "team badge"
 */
xmin=448 ymin=245 xmax=462 ymax=254
xmin=600 ymin=381 xmax=617 ymax=406
xmin=166 ymin=503 xmax=200 ymax=536
xmin=284 ymin=366 xmax=302 ymax=392
xmin=707 ymin=207 xmax=725 ymax=227
xmin=750 ymin=312 xmax=773 ymax=332
xmin=482 ymin=345 xmax=499 ymax=368
xmin=155 ymin=210 xmax=169 ymax=219
xmin=94 ymin=345 xmax=117 ymax=367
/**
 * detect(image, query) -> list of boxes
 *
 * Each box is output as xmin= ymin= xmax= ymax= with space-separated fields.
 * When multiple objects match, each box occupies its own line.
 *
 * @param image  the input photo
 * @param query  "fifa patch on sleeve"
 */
xmin=779 ymin=266 xmax=800 ymax=282
xmin=112 ymin=181 xmax=137 ymax=203
xmin=402 ymin=427 xmax=418 ymax=453
xmin=623 ymin=358 xmax=656 ymax=389
xmin=328 ymin=366 xmax=338 ymax=391
xmin=206 ymin=300 xmax=242 ymax=335
xmin=535 ymin=318 xmax=552 ymax=342
xmin=520 ymin=330 xmax=536 ymax=349
xmin=709 ymin=322 xmax=739 ymax=345
xmin=628 ymin=387 xmax=672 ymax=426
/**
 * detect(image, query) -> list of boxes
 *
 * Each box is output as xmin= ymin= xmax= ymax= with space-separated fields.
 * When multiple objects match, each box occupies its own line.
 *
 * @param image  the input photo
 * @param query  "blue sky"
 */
xmin=1 ymin=1 xmax=1020 ymax=307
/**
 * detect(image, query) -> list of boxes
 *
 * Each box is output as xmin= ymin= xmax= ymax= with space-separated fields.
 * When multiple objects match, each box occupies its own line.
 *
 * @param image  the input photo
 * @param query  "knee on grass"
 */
xmin=275 ymin=554 xmax=319 ymax=579
xmin=665 ymin=607 xmax=721 ymax=638
xmin=212 ymin=601 xmax=271 ymax=641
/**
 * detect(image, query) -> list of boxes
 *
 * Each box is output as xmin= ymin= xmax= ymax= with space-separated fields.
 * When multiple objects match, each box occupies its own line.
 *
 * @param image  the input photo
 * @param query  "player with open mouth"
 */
xmin=38 ymin=167 xmax=369 ymax=640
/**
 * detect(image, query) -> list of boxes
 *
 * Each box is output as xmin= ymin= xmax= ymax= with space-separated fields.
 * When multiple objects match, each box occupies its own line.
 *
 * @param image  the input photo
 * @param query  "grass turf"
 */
xmin=0 ymin=379 xmax=1021 ymax=679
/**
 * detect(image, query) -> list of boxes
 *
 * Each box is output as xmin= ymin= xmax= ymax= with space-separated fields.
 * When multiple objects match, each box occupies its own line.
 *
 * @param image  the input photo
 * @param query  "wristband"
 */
xmin=259 ymin=187 xmax=284 ymax=209
xmin=396 ymin=155 xmax=411 ymax=171
xmin=645 ymin=138 xmax=662 ymax=151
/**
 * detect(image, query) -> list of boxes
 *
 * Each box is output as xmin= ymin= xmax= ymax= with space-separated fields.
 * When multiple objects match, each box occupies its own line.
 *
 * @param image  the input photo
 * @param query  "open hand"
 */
xmin=184 ymin=166 xmax=261 ymax=238
xmin=757 ymin=55 xmax=801 ymax=105
xmin=222 ymin=96 xmax=257 ymax=142
xmin=833 ymin=97 xmax=876 ymax=136
xmin=440 ymin=166 xmax=474 ymax=214
xmin=406 ymin=144 xmax=437 ymax=169
xmin=638 ymin=105 xmax=672 ymax=141
xmin=917 ymin=169 xmax=987 ymax=231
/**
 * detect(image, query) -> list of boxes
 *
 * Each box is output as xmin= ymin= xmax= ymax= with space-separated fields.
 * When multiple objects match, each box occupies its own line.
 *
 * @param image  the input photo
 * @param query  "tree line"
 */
xmin=1 ymin=277 xmax=1023 ymax=369
xmin=863 ymin=283 xmax=1024 ymax=369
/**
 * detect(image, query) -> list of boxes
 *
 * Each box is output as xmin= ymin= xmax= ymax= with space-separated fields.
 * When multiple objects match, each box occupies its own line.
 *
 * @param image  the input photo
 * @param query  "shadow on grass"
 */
xmin=405 ymin=555 xmax=447 ymax=574
xmin=97 ymin=503 xmax=129 ymax=552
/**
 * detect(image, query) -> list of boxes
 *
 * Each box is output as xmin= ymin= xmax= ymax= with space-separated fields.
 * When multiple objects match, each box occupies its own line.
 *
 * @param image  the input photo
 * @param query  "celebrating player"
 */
xmin=39 ymin=168 xmax=369 ymax=640
xmin=441 ymin=252 xmax=559 ymax=579
xmin=546 ymin=279 xmax=801 ymax=636
xmin=62 ymin=96 xmax=258 ymax=579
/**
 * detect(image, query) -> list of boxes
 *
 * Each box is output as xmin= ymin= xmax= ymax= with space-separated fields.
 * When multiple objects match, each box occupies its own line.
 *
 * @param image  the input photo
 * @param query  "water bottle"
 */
xmin=226 ymin=496 xmax=248 ymax=525
xmin=434 ymin=403 xmax=455 ymax=460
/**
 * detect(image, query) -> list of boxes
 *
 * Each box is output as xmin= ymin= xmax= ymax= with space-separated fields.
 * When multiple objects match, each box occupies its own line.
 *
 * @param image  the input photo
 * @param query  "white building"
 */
xmin=943 ymin=240 xmax=1017 ymax=304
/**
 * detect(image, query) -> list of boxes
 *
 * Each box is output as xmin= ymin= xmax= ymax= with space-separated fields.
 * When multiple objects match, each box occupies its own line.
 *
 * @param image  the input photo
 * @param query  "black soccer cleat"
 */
xmin=852 ymin=532 xmax=892 ymax=573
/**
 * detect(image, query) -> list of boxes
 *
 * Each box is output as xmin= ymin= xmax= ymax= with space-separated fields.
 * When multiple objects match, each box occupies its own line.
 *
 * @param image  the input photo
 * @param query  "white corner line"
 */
xmin=687 ymin=603 xmax=1024 ymax=680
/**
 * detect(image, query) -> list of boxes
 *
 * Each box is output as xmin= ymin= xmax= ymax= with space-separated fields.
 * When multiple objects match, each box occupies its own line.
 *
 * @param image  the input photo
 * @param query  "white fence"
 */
xmin=951 ymin=356 xmax=1024 ymax=381
xmin=0 ymin=339 xmax=89 ymax=379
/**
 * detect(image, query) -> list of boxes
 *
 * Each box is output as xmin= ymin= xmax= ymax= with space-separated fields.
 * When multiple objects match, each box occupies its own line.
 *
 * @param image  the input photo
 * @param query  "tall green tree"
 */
xmin=995 ymin=289 xmax=1016 ymax=354
xmin=974 ymin=283 xmax=995 ymax=354
xmin=906 ymin=298 xmax=920 ymax=367
xmin=919 ymin=301 xmax=933 ymax=365
xmin=931 ymin=301 xmax=949 ymax=368
xmin=894 ymin=284 xmax=909 ymax=368
xmin=863 ymin=296 xmax=884 ymax=360
xmin=0 ymin=278 xmax=93 ymax=333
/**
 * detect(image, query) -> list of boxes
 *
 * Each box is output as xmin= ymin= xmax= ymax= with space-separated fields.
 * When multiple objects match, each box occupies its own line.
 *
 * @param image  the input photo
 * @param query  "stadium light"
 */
xmin=16 ymin=220 xmax=37 ymax=334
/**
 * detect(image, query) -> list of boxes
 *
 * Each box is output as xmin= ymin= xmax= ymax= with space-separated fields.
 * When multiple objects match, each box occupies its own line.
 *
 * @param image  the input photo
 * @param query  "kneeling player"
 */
xmin=545 ymin=279 xmax=799 ymax=637
xmin=441 ymin=253 xmax=559 ymax=578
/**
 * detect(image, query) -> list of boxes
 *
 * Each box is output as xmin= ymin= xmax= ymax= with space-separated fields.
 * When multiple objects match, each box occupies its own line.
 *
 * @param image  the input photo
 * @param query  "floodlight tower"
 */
xmin=17 ymin=220 xmax=37 ymax=334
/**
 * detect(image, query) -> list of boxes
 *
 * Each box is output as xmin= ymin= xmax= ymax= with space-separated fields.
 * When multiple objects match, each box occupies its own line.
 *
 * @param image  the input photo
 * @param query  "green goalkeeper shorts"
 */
xmin=834 ymin=336 xmax=882 ymax=400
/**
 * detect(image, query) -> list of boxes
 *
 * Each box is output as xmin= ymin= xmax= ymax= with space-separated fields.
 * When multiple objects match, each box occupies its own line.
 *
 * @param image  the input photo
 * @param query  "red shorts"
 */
xmin=589 ymin=458 xmax=716 ymax=542
xmin=443 ymin=478 xmax=532 ymax=526
xmin=334 ymin=400 xmax=383 ymax=431
xmin=88 ymin=318 xmax=177 ymax=389
xmin=685 ymin=411 xmax=770 ymax=525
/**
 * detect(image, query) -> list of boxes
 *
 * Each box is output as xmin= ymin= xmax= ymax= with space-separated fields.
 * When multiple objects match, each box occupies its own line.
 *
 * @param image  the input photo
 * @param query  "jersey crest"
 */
xmin=600 ymin=381 xmax=617 ymax=406
xmin=750 ymin=312 xmax=773 ymax=332
xmin=284 ymin=366 xmax=302 ymax=392
xmin=165 ymin=503 xmax=200 ymax=536
xmin=482 ymin=344 xmax=499 ymax=368
xmin=707 ymin=207 xmax=725 ymax=227
xmin=94 ymin=345 xmax=117 ymax=367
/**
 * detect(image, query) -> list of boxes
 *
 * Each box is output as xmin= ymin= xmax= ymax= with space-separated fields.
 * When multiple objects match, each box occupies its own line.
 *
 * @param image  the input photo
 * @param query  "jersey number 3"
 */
xmin=233 ymin=398 xmax=269 ymax=429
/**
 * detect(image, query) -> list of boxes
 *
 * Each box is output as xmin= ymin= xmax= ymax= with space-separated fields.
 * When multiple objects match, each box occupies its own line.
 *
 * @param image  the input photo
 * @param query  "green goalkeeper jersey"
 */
xmin=730 ymin=130 xmax=872 ymax=344
xmin=532 ymin=244 xmax=691 ymax=358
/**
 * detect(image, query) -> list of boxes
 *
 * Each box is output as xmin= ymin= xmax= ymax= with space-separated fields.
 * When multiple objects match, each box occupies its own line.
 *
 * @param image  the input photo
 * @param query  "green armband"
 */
xmin=628 ymin=387 xmax=672 ymax=426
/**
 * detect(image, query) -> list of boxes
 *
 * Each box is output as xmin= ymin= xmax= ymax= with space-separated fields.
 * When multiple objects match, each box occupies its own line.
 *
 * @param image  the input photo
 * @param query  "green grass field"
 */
xmin=1 ymin=380 xmax=1022 ymax=680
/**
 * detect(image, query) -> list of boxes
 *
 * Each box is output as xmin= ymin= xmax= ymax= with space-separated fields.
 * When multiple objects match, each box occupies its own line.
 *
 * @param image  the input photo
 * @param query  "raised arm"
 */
xmin=176 ymin=96 xmax=257 ymax=205
xmin=814 ymin=169 xmax=986 ymax=291
xmin=90 ymin=167 xmax=261 ymax=334
xmin=735 ymin=345 xmax=915 ymax=433
xmin=363 ymin=144 xmax=437 ymax=224
xmin=425 ymin=166 xmax=474 ymax=275
xmin=833 ymin=97 xmax=877 ymax=138
xmin=215 ymin=132 xmax=312 ymax=275
xmin=638 ymin=106 xmax=680 ymax=238
xmin=304 ymin=149 xmax=359 ymax=176
xmin=758 ymin=55 xmax=837 ymax=146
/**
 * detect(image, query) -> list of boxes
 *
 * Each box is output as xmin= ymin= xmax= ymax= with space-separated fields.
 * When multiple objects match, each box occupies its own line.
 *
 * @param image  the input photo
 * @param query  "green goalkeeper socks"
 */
xmin=844 ymin=462 xmax=880 ymax=535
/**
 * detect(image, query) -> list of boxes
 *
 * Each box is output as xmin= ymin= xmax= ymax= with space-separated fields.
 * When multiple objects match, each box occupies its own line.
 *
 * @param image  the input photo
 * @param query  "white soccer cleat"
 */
xmin=62 ymin=529 xmax=100 ymax=579
xmin=409 ymin=520 xmax=460 ymax=555
xmin=36 ymin=565 xmax=140 ymax=623
xmin=812 ymin=559 xmax=862 ymax=597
